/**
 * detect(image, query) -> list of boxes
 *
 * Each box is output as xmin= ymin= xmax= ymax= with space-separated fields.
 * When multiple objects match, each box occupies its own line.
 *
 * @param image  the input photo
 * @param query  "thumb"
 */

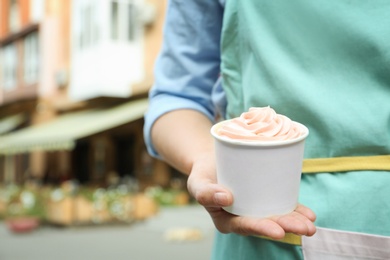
xmin=190 ymin=182 xmax=233 ymax=208
xmin=214 ymin=191 xmax=232 ymax=207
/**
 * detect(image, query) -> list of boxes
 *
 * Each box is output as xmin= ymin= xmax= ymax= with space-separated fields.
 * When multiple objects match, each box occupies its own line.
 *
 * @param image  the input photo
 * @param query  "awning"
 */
xmin=0 ymin=113 xmax=26 ymax=135
xmin=0 ymin=98 xmax=148 ymax=155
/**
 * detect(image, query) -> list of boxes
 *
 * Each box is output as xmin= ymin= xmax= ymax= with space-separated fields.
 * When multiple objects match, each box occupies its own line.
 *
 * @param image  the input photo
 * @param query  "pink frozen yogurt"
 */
xmin=212 ymin=106 xmax=308 ymax=218
xmin=217 ymin=107 xmax=304 ymax=141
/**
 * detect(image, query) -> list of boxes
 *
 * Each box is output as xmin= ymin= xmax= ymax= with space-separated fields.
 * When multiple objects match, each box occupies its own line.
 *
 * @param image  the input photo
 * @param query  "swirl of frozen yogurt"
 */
xmin=217 ymin=107 xmax=303 ymax=141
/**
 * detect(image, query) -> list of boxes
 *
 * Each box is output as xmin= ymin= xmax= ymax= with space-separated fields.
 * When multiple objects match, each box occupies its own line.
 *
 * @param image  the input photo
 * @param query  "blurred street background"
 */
xmin=0 ymin=1 xmax=218 ymax=259
xmin=0 ymin=205 xmax=215 ymax=260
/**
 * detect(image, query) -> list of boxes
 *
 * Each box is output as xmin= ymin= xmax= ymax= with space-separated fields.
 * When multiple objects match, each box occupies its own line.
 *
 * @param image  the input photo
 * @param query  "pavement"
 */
xmin=0 ymin=205 xmax=215 ymax=260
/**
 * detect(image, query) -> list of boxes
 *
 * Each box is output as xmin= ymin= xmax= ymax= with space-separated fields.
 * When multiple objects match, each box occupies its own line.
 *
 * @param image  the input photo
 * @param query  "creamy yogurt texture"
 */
xmin=217 ymin=107 xmax=304 ymax=141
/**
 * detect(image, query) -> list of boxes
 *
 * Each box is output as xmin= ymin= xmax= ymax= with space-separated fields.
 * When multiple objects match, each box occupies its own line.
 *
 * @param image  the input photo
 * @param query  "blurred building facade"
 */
xmin=0 ymin=0 xmax=172 ymax=189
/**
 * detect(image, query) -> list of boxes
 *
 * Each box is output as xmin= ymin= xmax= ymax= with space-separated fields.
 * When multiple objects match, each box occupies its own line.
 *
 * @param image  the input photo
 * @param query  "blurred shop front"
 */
xmin=0 ymin=98 xmax=173 ymax=189
xmin=0 ymin=97 xmax=189 ymax=228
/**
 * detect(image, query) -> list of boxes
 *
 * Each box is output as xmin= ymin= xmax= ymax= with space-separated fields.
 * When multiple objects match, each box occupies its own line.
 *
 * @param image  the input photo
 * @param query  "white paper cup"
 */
xmin=211 ymin=120 xmax=309 ymax=218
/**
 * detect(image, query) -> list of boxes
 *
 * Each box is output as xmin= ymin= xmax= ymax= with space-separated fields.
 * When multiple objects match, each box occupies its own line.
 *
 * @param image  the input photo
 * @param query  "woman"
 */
xmin=144 ymin=0 xmax=390 ymax=258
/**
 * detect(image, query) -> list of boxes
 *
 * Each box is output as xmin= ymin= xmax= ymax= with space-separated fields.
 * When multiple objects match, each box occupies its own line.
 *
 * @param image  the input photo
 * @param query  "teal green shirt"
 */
xmin=217 ymin=0 xmax=390 ymax=259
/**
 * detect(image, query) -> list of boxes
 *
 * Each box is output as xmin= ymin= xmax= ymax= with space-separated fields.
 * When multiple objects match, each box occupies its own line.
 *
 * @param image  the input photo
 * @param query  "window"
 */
xmin=1 ymin=44 xmax=17 ymax=91
xmin=24 ymin=32 xmax=40 ymax=84
xmin=78 ymin=3 xmax=98 ymax=50
xmin=110 ymin=0 xmax=138 ymax=42
xmin=111 ymin=1 xmax=119 ymax=40
xmin=30 ymin=0 xmax=45 ymax=22
xmin=128 ymin=2 xmax=136 ymax=41
xmin=9 ymin=0 xmax=20 ymax=32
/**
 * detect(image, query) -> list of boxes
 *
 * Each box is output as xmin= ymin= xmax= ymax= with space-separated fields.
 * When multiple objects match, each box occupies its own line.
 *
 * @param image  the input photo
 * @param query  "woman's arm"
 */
xmin=146 ymin=0 xmax=316 ymax=239
xmin=143 ymin=0 xmax=224 ymax=159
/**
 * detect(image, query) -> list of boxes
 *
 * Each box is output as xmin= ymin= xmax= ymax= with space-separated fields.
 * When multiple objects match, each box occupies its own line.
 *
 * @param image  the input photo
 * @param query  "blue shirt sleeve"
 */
xmin=144 ymin=0 xmax=225 ymax=158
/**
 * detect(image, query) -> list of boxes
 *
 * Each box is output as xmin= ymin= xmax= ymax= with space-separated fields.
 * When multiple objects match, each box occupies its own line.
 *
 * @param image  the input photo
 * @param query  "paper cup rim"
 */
xmin=210 ymin=120 xmax=309 ymax=147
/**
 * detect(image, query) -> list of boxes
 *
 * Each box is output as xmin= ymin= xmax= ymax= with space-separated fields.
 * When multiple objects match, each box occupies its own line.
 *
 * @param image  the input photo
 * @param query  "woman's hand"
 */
xmin=187 ymin=152 xmax=317 ymax=240
xmin=151 ymin=110 xmax=316 ymax=239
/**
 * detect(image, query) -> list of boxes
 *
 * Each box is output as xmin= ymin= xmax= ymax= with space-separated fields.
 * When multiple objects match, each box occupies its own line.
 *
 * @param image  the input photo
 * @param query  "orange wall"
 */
xmin=132 ymin=0 xmax=167 ymax=95
xmin=144 ymin=0 xmax=167 ymax=80
xmin=19 ymin=0 xmax=30 ymax=26
xmin=0 ymin=0 xmax=10 ymax=38
xmin=0 ymin=0 xmax=31 ymax=38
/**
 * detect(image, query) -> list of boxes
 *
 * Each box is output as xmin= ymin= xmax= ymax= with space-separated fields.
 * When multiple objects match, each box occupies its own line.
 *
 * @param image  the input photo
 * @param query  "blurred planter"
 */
xmin=146 ymin=186 xmax=190 ymax=206
xmin=0 ymin=185 xmax=8 ymax=219
xmin=45 ymin=192 xmax=138 ymax=225
xmin=46 ymin=197 xmax=74 ymax=225
xmin=132 ymin=193 xmax=159 ymax=220
xmin=2 ymin=184 xmax=159 ymax=226
xmin=106 ymin=195 xmax=135 ymax=223
xmin=0 ymin=200 xmax=6 ymax=218
xmin=3 ymin=184 xmax=46 ymax=230
xmin=173 ymin=192 xmax=190 ymax=205
xmin=74 ymin=196 xmax=93 ymax=224
xmin=6 ymin=216 xmax=40 ymax=233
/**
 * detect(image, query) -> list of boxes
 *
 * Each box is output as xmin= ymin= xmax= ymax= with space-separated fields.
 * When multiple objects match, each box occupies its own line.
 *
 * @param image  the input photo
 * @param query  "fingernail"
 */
xmin=214 ymin=192 xmax=228 ymax=205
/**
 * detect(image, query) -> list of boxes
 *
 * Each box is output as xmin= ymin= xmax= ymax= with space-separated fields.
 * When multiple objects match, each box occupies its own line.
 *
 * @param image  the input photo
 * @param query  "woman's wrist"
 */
xmin=151 ymin=109 xmax=214 ymax=175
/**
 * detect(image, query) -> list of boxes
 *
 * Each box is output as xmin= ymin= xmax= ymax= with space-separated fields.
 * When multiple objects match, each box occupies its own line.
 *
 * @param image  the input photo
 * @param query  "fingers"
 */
xmin=271 ymin=212 xmax=316 ymax=237
xmin=270 ymin=205 xmax=317 ymax=237
xmin=206 ymin=209 xmax=285 ymax=239
xmin=207 ymin=204 xmax=316 ymax=239
xmin=205 ymin=206 xmax=283 ymax=238
xmin=295 ymin=204 xmax=317 ymax=222
xmin=294 ymin=204 xmax=317 ymax=236
xmin=231 ymin=217 xmax=286 ymax=239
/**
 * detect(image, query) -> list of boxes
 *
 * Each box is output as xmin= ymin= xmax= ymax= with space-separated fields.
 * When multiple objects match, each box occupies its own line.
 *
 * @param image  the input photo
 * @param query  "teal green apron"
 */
xmin=214 ymin=0 xmax=390 ymax=259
